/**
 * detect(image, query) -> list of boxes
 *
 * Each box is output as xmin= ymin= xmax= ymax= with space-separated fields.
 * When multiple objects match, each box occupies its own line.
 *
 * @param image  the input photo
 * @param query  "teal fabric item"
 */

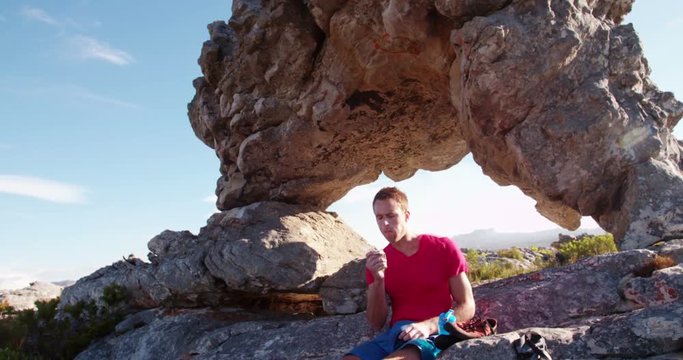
xmin=347 ymin=320 xmax=412 ymax=359
xmin=399 ymin=337 xmax=442 ymax=360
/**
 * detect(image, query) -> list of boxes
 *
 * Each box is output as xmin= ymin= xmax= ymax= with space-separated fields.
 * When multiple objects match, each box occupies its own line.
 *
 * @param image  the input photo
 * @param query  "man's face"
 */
xmin=373 ymin=198 xmax=410 ymax=243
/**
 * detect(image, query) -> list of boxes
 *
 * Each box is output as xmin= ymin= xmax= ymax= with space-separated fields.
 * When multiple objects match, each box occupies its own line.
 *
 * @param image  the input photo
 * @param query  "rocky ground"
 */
xmin=69 ymin=239 xmax=682 ymax=359
xmin=6 ymin=225 xmax=681 ymax=359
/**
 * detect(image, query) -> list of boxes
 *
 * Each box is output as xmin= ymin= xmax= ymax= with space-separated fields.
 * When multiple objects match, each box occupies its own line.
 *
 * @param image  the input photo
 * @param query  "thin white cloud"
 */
xmin=0 ymin=79 xmax=139 ymax=108
xmin=0 ymin=175 xmax=87 ymax=204
xmin=21 ymin=6 xmax=60 ymax=27
xmin=18 ymin=8 xmax=129 ymax=66
xmin=69 ymin=35 xmax=134 ymax=65
xmin=77 ymin=90 xmax=138 ymax=108
xmin=203 ymin=195 xmax=217 ymax=203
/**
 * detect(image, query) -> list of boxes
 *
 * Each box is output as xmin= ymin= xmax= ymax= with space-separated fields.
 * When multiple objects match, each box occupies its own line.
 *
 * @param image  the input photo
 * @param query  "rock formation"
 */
xmin=52 ymin=0 xmax=683 ymax=358
xmin=189 ymin=0 xmax=682 ymax=250
xmin=59 ymin=201 xmax=370 ymax=313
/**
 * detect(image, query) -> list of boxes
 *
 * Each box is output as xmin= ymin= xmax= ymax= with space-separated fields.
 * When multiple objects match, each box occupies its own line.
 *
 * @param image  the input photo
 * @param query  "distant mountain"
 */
xmin=0 ymin=281 xmax=63 ymax=311
xmin=452 ymin=228 xmax=606 ymax=250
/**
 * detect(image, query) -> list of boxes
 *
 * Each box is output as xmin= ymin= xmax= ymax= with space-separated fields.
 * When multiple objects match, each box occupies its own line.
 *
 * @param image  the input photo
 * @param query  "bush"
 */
xmin=0 ymin=310 xmax=29 ymax=350
xmin=466 ymin=249 xmax=530 ymax=283
xmin=0 ymin=283 xmax=130 ymax=359
xmin=497 ymin=247 xmax=524 ymax=260
xmin=0 ymin=348 xmax=43 ymax=360
xmin=467 ymin=260 xmax=529 ymax=283
xmin=465 ymin=249 xmax=480 ymax=264
xmin=556 ymin=234 xmax=617 ymax=265
xmin=0 ymin=300 xmax=14 ymax=316
xmin=102 ymin=284 xmax=128 ymax=307
xmin=464 ymin=234 xmax=617 ymax=283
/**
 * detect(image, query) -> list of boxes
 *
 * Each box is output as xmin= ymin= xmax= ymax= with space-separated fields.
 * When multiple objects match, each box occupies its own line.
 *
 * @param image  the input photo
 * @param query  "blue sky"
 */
xmin=1 ymin=1 xmax=681 ymax=289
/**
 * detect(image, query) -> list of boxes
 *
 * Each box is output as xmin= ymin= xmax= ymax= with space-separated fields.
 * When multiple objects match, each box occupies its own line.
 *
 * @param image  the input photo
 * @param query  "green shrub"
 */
xmin=465 ymin=249 xmax=480 ymax=264
xmin=0 ymin=283 xmax=130 ymax=359
xmin=0 ymin=311 xmax=29 ymax=350
xmin=0 ymin=300 xmax=15 ymax=315
xmin=465 ymin=234 xmax=616 ymax=283
xmin=497 ymin=247 xmax=524 ymax=260
xmin=556 ymin=234 xmax=617 ymax=265
xmin=0 ymin=348 xmax=43 ymax=360
xmin=102 ymin=284 xmax=128 ymax=307
xmin=467 ymin=259 xmax=529 ymax=283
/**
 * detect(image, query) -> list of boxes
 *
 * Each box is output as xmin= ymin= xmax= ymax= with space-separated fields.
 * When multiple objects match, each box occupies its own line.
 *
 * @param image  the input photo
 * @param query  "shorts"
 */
xmin=347 ymin=320 xmax=443 ymax=360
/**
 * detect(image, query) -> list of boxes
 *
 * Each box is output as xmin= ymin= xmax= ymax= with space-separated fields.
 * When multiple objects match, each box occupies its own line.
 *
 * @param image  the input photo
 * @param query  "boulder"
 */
xmin=319 ymin=258 xmax=367 ymax=314
xmin=59 ymin=242 xmax=221 ymax=310
xmin=202 ymin=201 xmax=371 ymax=292
xmin=59 ymin=202 xmax=370 ymax=313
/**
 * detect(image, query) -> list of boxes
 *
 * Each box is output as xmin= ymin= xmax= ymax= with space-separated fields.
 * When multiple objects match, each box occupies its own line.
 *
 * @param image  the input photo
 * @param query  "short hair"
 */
xmin=373 ymin=187 xmax=409 ymax=211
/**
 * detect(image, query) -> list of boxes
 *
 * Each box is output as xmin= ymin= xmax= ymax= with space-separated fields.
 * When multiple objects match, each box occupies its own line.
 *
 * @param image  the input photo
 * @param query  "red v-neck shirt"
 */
xmin=366 ymin=234 xmax=468 ymax=325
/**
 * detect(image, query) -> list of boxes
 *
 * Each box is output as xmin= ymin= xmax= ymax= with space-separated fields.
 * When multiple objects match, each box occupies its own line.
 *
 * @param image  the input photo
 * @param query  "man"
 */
xmin=343 ymin=187 xmax=475 ymax=360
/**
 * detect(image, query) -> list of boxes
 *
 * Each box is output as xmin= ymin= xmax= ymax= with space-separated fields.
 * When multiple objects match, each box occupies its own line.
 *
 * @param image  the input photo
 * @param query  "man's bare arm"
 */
xmin=397 ymin=271 xmax=475 ymax=340
xmin=366 ymin=278 xmax=388 ymax=330
xmin=449 ymin=272 xmax=475 ymax=322
xmin=365 ymin=250 xmax=388 ymax=330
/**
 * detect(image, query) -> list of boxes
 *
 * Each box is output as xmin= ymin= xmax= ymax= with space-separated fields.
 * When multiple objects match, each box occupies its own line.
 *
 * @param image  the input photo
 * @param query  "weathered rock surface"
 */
xmin=59 ymin=202 xmax=370 ymax=313
xmin=190 ymin=0 xmax=468 ymax=211
xmin=319 ymin=258 xmax=367 ymax=314
xmin=620 ymin=264 xmax=683 ymax=308
xmin=0 ymin=281 xmax=62 ymax=311
xmin=59 ymin=238 xmax=221 ymax=310
xmin=203 ymin=201 xmax=370 ymax=292
xmin=473 ymin=249 xmax=677 ymax=332
xmin=74 ymin=247 xmax=683 ymax=359
xmin=656 ymin=239 xmax=683 ymax=263
xmin=189 ymin=0 xmax=682 ymax=250
xmin=75 ymin=310 xmax=372 ymax=360
xmin=442 ymin=302 xmax=683 ymax=359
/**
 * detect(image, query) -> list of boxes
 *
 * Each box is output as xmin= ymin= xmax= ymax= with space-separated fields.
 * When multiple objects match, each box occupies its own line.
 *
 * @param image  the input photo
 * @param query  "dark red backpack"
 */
xmin=434 ymin=316 xmax=498 ymax=349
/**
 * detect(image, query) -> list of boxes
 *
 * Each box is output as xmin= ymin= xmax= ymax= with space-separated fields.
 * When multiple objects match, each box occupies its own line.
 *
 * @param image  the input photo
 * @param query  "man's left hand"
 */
xmin=398 ymin=321 xmax=432 ymax=340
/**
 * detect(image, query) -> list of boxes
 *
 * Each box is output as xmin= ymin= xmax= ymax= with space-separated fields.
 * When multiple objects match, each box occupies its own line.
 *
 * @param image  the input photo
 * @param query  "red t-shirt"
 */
xmin=366 ymin=234 xmax=468 ymax=325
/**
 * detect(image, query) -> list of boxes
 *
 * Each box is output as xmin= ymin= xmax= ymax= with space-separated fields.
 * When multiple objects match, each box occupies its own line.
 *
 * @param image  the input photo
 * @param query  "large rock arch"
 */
xmin=188 ymin=0 xmax=683 ymax=250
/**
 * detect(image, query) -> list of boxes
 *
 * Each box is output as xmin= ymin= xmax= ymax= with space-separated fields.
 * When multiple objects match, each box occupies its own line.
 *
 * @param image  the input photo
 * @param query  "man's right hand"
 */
xmin=365 ymin=249 xmax=387 ymax=280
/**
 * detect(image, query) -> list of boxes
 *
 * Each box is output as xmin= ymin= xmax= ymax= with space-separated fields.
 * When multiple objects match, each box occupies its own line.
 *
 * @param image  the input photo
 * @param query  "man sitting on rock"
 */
xmin=343 ymin=187 xmax=475 ymax=360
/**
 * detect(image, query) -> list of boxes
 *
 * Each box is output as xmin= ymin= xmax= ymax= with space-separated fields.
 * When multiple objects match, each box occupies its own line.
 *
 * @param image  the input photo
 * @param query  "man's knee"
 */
xmin=383 ymin=346 xmax=421 ymax=360
xmin=342 ymin=355 xmax=361 ymax=360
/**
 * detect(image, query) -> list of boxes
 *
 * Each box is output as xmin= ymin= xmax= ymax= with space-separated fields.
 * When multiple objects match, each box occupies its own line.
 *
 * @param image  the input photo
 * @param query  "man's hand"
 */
xmin=365 ymin=249 xmax=387 ymax=280
xmin=398 ymin=320 xmax=434 ymax=341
